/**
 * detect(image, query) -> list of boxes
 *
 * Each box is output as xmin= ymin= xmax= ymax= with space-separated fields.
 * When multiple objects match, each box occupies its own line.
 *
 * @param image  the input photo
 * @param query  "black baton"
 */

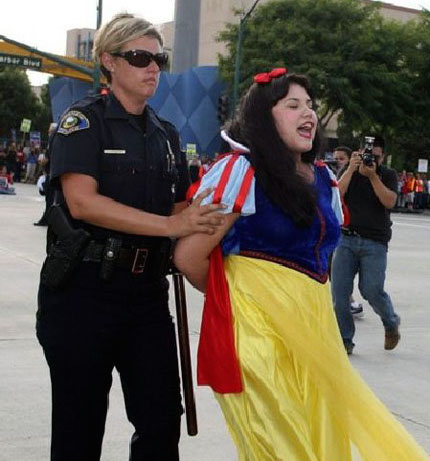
xmin=172 ymin=271 xmax=198 ymax=436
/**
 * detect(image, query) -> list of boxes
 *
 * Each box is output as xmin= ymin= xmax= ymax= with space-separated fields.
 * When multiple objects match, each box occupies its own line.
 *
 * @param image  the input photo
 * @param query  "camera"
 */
xmin=360 ymin=136 xmax=376 ymax=166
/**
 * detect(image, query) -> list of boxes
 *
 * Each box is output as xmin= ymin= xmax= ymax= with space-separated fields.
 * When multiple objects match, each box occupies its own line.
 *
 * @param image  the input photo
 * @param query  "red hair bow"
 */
xmin=254 ymin=67 xmax=288 ymax=84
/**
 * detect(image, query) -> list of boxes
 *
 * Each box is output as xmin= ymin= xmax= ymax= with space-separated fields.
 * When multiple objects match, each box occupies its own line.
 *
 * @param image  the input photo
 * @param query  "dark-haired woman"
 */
xmin=174 ymin=69 xmax=429 ymax=461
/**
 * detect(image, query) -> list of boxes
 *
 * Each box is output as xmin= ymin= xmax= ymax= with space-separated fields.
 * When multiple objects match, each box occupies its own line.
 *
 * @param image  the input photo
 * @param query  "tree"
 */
xmin=33 ymin=82 xmax=53 ymax=141
xmin=386 ymin=11 xmax=430 ymax=171
xmin=218 ymin=0 xmax=402 ymax=125
xmin=217 ymin=0 xmax=430 ymax=168
xmin=0 ymin=67 xmax=39 ymax=140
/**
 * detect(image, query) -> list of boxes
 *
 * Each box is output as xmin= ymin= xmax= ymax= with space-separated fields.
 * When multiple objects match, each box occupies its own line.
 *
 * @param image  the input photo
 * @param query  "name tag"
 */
xmin=104 ymin=149 xmax=126 ymax=154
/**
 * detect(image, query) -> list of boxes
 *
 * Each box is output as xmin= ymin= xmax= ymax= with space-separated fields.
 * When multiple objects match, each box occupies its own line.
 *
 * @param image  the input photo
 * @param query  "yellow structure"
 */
xmin=0 ymin=38 xmax=106 ymax=84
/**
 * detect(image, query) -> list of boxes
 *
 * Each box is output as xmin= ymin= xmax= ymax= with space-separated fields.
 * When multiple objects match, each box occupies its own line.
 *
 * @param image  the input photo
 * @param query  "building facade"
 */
xmin=66 ymin=29 xmax=95 ymax=62
xmin=170 ymin=0 xmax=421 ymax=71
xmin=168 ymin=0 xmax=421 ymax=139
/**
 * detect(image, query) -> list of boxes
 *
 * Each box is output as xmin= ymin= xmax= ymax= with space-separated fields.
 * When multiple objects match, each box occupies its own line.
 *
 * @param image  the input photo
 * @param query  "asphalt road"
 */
xmin=1 ymin=182 xmax=429 ymax=460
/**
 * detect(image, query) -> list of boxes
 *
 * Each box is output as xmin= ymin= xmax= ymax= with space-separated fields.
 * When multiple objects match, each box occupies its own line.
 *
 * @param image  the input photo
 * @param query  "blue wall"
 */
xmin=49 ymin=66 xmax=225 ymax=156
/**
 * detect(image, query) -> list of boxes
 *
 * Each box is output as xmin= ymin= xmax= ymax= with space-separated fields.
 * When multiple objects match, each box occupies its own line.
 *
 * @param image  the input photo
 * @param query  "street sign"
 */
xmin=418 ymin=158 xmax=428 ymax=173
xmin=20 ymin=119 xmax=32 ymax=133
xmin=186 ymin=143 xmax=197 ymax=161
xmin=186 ymin=143 xmax=197 ymax=154
xmin=0 ymin=53 xmax=42 ymax=70
xmin=29 ymin=131 xmax=41 ymax=149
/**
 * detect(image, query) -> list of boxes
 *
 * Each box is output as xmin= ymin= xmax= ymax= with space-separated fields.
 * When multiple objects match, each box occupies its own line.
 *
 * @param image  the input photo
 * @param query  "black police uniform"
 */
xmin=36 ymin=92 xmax=190 ymax=461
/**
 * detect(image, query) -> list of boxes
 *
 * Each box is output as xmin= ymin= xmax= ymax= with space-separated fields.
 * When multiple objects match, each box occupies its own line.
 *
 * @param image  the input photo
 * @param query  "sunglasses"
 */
xmin=111 ymin=50 xmax=169 ymax=69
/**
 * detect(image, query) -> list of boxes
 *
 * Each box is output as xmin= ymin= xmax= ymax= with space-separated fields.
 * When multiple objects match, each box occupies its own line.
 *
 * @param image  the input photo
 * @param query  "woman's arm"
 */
xmin=174 ymin=213 xmax=240 ymax=292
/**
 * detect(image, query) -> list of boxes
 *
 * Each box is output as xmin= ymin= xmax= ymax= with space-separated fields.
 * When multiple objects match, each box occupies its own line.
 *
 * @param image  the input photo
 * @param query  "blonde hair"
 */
xmin=93 ymin=13 xmax=163 ymax=80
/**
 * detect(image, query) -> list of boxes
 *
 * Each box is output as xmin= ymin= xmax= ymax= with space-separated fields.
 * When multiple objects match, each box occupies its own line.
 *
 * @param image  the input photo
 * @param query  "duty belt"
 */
xmin=82 ymin=240 xmax=171 ymax=276
xmin=341 ymin=227 xmax=361 ymax=237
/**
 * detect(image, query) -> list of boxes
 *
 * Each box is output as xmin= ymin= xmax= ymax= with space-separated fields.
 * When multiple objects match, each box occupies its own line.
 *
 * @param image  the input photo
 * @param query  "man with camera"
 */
xmin=331 ymin=137 xmax=400 ymax=355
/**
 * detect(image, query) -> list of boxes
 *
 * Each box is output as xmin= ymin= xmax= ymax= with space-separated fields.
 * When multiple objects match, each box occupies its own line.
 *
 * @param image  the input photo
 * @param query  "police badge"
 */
xmin=57 ymin=110 xmax=90 ymax=136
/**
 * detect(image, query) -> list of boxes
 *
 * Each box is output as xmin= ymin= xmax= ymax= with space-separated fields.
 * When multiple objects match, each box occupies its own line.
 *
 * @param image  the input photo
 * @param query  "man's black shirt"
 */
xmin=342 ymin=165 xmax=398 ymax=245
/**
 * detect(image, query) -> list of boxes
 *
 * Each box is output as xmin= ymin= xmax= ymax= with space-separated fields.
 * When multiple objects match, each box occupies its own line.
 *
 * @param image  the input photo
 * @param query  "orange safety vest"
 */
xmin=415 ymin=179 xmax=424 ymax=193
xmin=406 ymin=178 xmax=416 ymax=193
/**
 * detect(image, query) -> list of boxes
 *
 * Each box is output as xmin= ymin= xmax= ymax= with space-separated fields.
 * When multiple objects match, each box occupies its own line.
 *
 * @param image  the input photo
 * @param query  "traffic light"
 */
xmin=217 ymin=94 xmax=230 ymax=124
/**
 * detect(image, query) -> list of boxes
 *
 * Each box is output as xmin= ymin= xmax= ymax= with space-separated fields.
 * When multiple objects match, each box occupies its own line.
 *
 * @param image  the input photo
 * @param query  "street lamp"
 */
xmin=93 ymin=0 xmax=103 ymax=92
xmin=232 ymin=0 xmax=262 ymax=111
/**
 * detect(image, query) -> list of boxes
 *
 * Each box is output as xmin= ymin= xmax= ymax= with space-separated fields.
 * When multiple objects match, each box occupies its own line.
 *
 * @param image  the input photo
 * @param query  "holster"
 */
xmin=40 ymin=204 xmax=91 ymax=290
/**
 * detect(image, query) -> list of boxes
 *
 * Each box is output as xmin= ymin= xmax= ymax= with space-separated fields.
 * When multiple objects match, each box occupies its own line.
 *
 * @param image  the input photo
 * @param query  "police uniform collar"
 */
xmin=145 ymin=105 xmax=166 ymax=137
xmin=104 ymin=93 xmax=166 ymax=137
xmin=104 ymin=93 xmax=130 ymax=120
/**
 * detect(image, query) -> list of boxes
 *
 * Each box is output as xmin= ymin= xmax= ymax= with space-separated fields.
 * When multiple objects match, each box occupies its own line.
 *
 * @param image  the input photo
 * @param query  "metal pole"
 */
xmin=231 ymin=0 xmax=262 ymax=112
xmin=97 ymin=0 xmax=103 ymax=28
xmin=172 ymin=272 xmax=198 ymax=436
xmin=232 ymin=19 xmax=244 ymax=113
xmin=93 ymin=0 xmax=103 ymax=92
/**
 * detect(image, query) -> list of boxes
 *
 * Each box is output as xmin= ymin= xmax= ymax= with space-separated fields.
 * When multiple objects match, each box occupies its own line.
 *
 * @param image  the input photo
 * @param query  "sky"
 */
xmin=0 ymin=0 xmax=175 ymax=85
xmin=0 ymin=0 xmax=429 ymax=86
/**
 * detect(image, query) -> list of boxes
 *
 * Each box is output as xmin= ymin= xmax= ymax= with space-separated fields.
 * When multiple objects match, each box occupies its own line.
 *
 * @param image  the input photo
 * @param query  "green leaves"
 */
xmin=0 ymin=68 xmax=52 ymax=140
xmin=217 ymin=0 xmax=430 ymax=167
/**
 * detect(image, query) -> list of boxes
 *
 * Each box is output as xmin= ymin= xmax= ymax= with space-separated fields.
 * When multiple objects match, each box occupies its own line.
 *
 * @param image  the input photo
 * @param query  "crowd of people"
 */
xmin=397 ymin=171 xmax=429 ymax=210
xmin=0 ymin=142 xmax=48 ymax=189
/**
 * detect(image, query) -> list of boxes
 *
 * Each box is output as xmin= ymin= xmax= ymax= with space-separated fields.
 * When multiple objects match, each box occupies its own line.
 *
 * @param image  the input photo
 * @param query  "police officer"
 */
xmin=36 ymin=13 xmax=224 ymax=461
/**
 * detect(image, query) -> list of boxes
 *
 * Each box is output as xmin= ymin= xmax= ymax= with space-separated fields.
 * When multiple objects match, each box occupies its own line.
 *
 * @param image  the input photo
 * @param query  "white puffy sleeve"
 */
xmin=194 ymin=154 xmax=256 ymax=215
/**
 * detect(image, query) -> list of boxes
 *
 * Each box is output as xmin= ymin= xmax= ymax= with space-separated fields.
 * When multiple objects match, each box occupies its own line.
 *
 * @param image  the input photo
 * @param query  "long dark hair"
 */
xmin=227 ymin=74 xmax=321 ymax=227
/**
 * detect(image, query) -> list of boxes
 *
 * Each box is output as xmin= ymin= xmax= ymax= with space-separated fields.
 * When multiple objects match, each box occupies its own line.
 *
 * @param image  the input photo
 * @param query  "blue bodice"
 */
xmin=221 ymin=166 xmax=341 ymax=281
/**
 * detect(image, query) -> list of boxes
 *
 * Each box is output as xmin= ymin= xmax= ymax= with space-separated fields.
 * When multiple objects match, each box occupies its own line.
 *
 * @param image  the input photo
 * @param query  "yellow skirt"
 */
xmin=215 ymin=255 xmax=429 ymax=461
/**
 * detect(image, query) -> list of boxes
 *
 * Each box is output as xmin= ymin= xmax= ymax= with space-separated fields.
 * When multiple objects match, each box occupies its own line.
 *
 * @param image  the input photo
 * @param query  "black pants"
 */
xmin=37 ymin=263 xmax=182 ymax=461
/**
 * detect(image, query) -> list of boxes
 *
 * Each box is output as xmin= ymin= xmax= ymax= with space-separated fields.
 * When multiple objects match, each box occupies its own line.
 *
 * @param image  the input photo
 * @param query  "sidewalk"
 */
xmin=1 ymin=183 xmax=429 ymax=460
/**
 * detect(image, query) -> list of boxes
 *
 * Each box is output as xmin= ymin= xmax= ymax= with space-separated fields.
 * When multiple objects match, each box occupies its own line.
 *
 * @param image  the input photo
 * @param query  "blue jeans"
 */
xmin=331 ymin=234 xmax=399 ymax=346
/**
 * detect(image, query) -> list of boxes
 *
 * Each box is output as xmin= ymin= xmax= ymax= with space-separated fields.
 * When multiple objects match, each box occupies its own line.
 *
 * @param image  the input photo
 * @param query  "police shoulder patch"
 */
xmin=57 ymin=110 xmax=90 ymax=136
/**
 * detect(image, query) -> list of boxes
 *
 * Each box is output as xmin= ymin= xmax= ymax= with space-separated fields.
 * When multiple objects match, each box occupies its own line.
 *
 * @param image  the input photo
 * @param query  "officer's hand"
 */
xmin=169 ymin=188 xmax=226 ymax=237
xmin=347 ymin=151 xmax=362 ymax=173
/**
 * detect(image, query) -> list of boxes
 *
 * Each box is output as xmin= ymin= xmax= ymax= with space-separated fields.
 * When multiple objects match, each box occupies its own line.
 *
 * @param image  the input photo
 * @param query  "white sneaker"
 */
xmin=350 ymin=302 xmax=364 ymax=318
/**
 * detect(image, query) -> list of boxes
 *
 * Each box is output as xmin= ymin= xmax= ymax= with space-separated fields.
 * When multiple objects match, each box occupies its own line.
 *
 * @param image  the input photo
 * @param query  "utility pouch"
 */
xmin=99 ymin=237 xmax=122 ymax=281
xmin=159 ymin=239 xmax=174 ymax=277
xmin=40 ymin=229 xmax=91 ymax=290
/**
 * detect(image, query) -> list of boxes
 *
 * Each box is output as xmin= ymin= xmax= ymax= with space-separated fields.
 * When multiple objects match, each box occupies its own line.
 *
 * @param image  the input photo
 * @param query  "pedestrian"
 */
xmin=36 ymin=13 xmax=225 ymax=461
xmin=34 ymin=123 xmax=57 ymax=227
xmin=198 ymin=154 xmax=211 ymax=178
xmin=414 ymin=172 xmax=425 ymax=209
xmin=188 ymin=154 xmax=201 ymax=183
xmin=425 ymin=175 xmax=430 ymax=208
xmin=174 ymin=69 xmax=429 ymax=461
xmin=405 ymin=171 xmax=415 ymax=209
xmin=0 ymin=164 xmax=15 ymax=195
xmin=5 ymin=142 xmax=18 ymax=181
xmin=333 ymin=145 xmax=351 ymax=173
xmin=397 ymin=170 xmax=407 ymax=208
xmin=36 ymin=147 xmax=48 ymax=179
xmin=333 ymin=145 xmax=364 ymax=317
xmin=23 ymin=148 xmax=37 ymax=183
xmin=331 ymin=137 xmax=401 ymax=355
xmin=15 ymin=144 xmax=25 ymax=182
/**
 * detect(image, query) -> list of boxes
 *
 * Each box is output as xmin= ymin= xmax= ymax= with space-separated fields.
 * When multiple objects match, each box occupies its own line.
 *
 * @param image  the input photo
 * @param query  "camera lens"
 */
xmin=362 ymin=153 xmax=374 ymax=166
